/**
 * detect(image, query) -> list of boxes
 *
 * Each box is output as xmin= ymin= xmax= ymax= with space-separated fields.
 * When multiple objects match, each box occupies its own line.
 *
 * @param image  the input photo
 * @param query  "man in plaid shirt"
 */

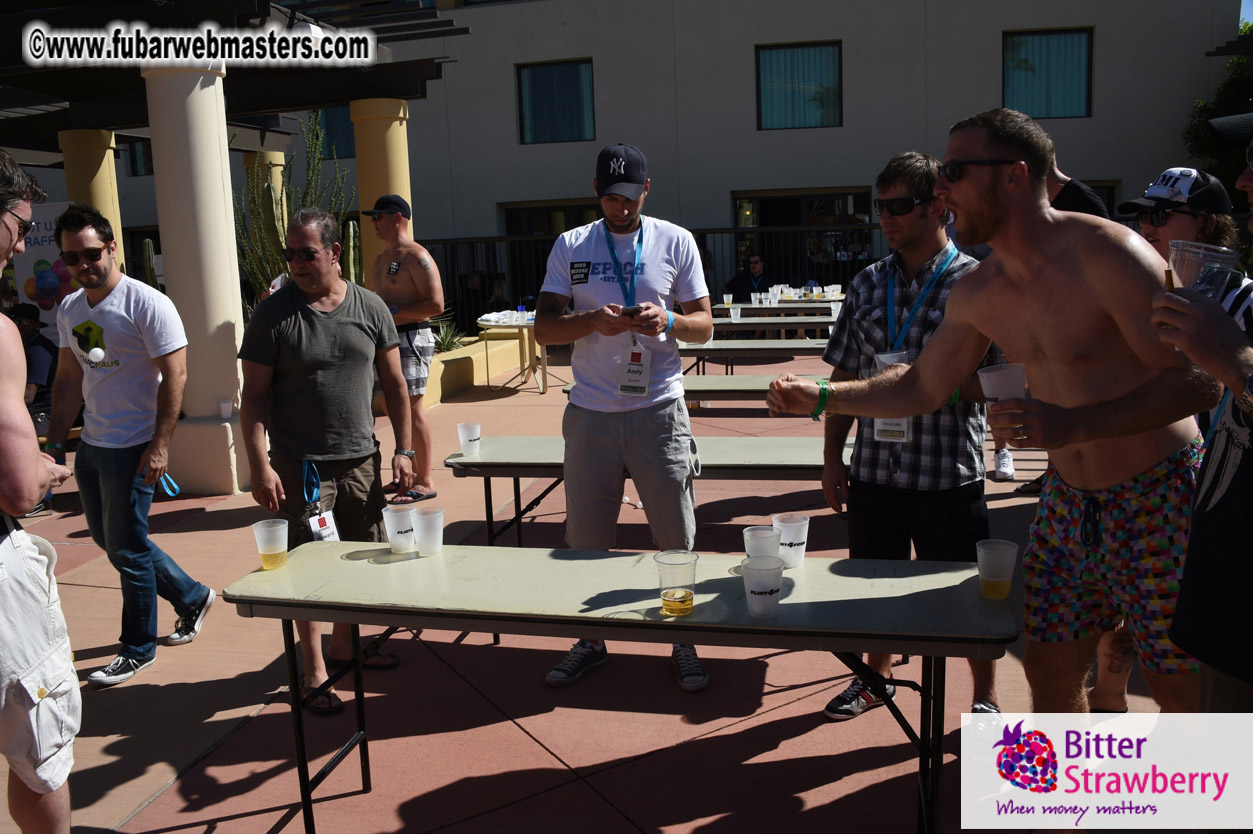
xmin=819 ymin=151 xmax=1000 ymax=721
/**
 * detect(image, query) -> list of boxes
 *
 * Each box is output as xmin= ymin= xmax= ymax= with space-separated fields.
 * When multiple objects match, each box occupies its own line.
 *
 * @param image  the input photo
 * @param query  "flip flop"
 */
xmin=387 ymin=489 xmax=437 ymax=505
xmin=326 ymin=651 xmax=400 ymax=670
xmin=382 ymin=483 xmax=401 ymax=496
xmin=300 ymin=685 xmax=344 ymax=715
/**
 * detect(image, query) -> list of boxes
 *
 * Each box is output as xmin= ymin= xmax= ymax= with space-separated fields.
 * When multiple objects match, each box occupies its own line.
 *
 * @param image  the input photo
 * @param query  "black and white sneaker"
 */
xmin=545 ymin=640 xmax=608 ymax=687
xmin=823 ymin=676 xmax=895 ymax=720
xmin=89 ymin=655 xmax=154 ymax=686
xmin=167 ymin=588 xmax=215 ymax=646
xmin=672 ymin=644 xmax=708 ymax=692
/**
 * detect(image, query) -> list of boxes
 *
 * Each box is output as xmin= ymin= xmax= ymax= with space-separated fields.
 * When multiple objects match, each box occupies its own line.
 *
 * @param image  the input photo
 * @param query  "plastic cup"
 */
xmin=457 ymin=422 xmax=481 ymax=456
xmin=771 ymin=513 xmax=809 ymax=569
xmin=730 ymin=306 xmax=741 ymax=323
xmin=976 ymin=539 xmax=1018 ymax=600
xmin=251 ymin=519 xmax=289 ymax=570
xmin=742 ymin=555 xmax=784 ymax=618
xmin=874 ymin=350 xmax=908 ymax=372
xmin=723 ymin=293 xmax=733 ymax=306
xmin=219 ymin=399 xmax=232 ymax=419
xmin=743 ymin=525 xmax=780 ymax=558
xmin=977 ymin=363 xmax=1027 ymax=403
xmin=1169 ymin=240 xmax=1241 ymax=297
xmin=830 ymin=301 xmax=842 ymax=318
xmin=654 ymin=550 xmax=699 ymax=616
xmin=414 ymin=506 xmax=444 ymax=554
xmin=382 ymin=505 xmax=416 ymax=553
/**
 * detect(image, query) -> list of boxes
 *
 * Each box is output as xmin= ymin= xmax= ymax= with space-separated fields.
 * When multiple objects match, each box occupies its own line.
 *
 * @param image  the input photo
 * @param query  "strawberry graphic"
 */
xmin=993 ymin=720 xmax=1058 ymax=793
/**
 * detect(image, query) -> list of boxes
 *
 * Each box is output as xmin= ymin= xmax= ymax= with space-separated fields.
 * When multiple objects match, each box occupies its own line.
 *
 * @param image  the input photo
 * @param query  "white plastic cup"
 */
xmin=414 ymin=506 xmax=444 ymax=554
xmin=874 ymin=350 xmax=908 ymax=372
xmin=771 ymin=513 xmax=809 ymax=569
xmin=833 ymin=284 xmax=842 ymax=296
xmin=730 ymin=306 xmax=742 ymax=323
xmin=382 ymin=505 xmax=416 ymax=553
xmin=743 ymin=525 xmax=781 ymax=558
xmin=742 ymin=555 xmax=784 ymax=618
xmin=219 ymin=399 xmax=232 ymax=419
xmin=976 ymin=539 xmax=1018 ymax=600
xmin=654 ymin=549 xmax=699 ymax=616
xmin=251 ymin=519 xmax=289 ymax=570
xmin=723 ymin=293 xmax=733 ymax=306
xmin=751 ymin=292 xmax=761 ymax=306
xmin=977 ymin=363 xmax=1027 ymax=403
xmin=457 ymin=422 xmax=481 ymax=456
xmin=830 ymin=301 xmax=842 ymax=318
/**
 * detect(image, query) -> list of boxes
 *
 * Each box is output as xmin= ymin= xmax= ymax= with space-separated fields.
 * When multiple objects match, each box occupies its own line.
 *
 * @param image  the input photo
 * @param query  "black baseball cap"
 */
xmin=1210 ymin=112 xmax=1253 ymax=142
xmin=10 ymin=302 xmax=44 ymax=327
xmin=595 ymin=144 xmax=648 ymax=200
xmin=1116 ymin=167 xmax=1232 ymax=216
xmin=361 ymin=194 xmax=411 ymax=219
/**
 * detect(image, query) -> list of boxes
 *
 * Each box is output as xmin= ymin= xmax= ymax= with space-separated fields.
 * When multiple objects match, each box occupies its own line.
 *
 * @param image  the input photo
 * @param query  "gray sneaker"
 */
xmin=545 ymin=640 xmax=608 ymax=687
xmin=823 ymin=676 xmax=895 ymax=720
xmin=167 ymin=588 xmax=215 ymax=646
xmin=89 ymin=655 xmax=154 ymax=686
xmin=672 ymin=644 xmax=708 ymax=692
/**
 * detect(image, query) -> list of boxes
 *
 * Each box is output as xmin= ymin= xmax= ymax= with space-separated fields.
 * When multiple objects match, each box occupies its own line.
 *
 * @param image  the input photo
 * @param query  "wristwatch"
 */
xmin=1237 ymin=373 xmax=1253 ymax=415
xmin=394 ymin=449 xmax=416 ymax=459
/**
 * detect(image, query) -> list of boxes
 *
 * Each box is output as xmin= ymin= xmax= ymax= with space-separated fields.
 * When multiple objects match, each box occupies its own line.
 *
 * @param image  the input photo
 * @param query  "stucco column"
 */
xmin=141 ymin=62 xmax=247 ymax=494
xmin=349 ymin=98 xmax=410 ymax=269
xmin=57 ymin=129 xmax=126 ymax=270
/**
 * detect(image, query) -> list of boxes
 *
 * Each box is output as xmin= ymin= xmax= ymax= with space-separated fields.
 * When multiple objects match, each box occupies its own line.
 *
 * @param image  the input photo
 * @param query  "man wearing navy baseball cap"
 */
xmin=1154 ymin=114 xmax=1253 ymax=711
xmin=535 ymin=143 xmax=714 ymax=692
xmin=1118 ymin=167 xmax=1237 ymax=263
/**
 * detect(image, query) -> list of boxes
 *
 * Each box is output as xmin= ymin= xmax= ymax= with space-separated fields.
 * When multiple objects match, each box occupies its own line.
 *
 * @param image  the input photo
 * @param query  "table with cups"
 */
xmin=475 ymin=312 xmax=550 ymax=394
xmin=678 ymin=338 xmax=828 ymax=374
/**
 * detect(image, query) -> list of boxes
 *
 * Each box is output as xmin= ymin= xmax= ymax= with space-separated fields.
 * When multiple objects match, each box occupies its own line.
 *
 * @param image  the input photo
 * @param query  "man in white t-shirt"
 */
xmin=46 ymin=203 xmax=214 ymax=687
xmin=535 ymin=143 xmax=714 ymax=691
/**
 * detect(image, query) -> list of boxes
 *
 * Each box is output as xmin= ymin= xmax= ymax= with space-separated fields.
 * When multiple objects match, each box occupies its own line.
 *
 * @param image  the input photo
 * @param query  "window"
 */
xmin=756 ymin=42 xmax=841 ymax=130
xmin=318 ymin=106 xmax=355 ymax=159
xmin=517 ymin=60 xmax=595 ymax=145
xmin=1003 ymin=29 xmax=1092 ymax=119
xmin=128 ymin=140 xmax=153 ymax=177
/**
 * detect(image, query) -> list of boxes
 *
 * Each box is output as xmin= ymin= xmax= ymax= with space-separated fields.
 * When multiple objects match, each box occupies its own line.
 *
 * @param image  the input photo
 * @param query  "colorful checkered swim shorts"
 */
xmin=1024 ymin=437 xmax=1202 ymax=674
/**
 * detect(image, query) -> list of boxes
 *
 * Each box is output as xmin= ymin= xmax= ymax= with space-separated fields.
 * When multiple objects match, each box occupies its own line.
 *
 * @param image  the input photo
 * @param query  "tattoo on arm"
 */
xmin=418 ymin=256 xmax=432 ymax=270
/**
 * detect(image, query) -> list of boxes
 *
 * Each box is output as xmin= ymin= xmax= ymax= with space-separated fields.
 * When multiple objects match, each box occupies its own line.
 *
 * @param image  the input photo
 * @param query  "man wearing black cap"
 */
xmin=1118 ymin=167 xmax=1237 ymax=264
xmin=1153 ymin=113 xmax=1253 ymax=711
xmin=535 ymin=143 xmax=714 ymax=692
xmin=364 ymin=194 xmax=443 ymax=503
xmin=9 ymin=303 xmax=56 ymax=412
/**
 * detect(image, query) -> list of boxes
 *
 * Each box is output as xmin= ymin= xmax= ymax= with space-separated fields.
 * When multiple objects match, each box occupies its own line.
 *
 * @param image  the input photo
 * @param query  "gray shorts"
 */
xmin=562 ymin=398 xmax=696 ymax=551
xmin=398 ymin=324 xmax=435 ymax=397
xmin=270 ymin=452 xmax=387 ymax=549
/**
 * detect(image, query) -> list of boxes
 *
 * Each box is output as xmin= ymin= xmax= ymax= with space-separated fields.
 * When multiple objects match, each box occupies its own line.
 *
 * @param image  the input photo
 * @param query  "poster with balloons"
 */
xmin=11 ymin=201 xmax=72 ymax=347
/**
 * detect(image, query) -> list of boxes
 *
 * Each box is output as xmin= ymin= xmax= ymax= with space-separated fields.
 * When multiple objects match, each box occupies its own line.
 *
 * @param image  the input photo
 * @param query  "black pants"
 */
xmin=846 ymin=477 xmax=989 ymax=562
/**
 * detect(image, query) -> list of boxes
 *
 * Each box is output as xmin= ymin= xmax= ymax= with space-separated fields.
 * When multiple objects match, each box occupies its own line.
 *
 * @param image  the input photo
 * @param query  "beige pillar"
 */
xmin=141 ymin=62 xmax=247 ymax=494
xmin=57 ymin=129 xmax=126 ymax=269
xmin=349 ymin=98 xmax=411 ymax=269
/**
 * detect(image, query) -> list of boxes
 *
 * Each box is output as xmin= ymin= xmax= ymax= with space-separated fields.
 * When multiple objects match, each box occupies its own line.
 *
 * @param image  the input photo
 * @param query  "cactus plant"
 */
xmin=342 ymin=219 xmax=362 ymax=285
xmin=139 ymin=238 xmax=159 ymax=289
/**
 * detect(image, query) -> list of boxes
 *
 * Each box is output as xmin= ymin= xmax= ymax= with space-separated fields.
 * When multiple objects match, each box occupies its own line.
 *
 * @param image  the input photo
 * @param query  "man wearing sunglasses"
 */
xmin=0 ymin=150 xmax=79 ymax=834
xmin=723 ymin=252 xmax=770 ymax=304
xmin=818 ymin=151 xmax=1000 ymax=722
xmin=1153 ymin=113 xmax=1253 ymax=712
xmin=44 ymin=203 xmax=215 ymax=689
xmin=240 ymin=207 xmax=414 ymax=712
xmin=364 ymin=194 xmax=442 ymax=504
xmin=771 ymin=108 xmax=1220 ymax=714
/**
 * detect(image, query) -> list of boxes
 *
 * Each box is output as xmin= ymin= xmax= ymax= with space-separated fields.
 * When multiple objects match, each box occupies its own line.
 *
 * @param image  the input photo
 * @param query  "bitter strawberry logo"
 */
xmin=994 ymin=720 xmax=1058 ymax=793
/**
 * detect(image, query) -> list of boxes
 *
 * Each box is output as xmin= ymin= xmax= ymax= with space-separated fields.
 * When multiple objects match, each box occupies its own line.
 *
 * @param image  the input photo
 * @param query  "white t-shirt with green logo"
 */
xmin=56 ymin=275 xmax=187 ymax=448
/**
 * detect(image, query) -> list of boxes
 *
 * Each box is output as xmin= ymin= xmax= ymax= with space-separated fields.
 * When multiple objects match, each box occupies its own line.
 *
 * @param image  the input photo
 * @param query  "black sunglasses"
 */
xmin=873 ymin=196 xmax=932 ymax=217
xmin=939 ymin=159 xmax=1021 ymax=182
xmin=60 ymin=247 xmax=106 ymax=266
xmin=1138 ymin=207 xmax=1198 ymax=227
xmin=1245 ymin=145 xmax=1252 ymax=173
xmin=4 ymin=206 xmax=32 ymax=239
xmin=281 ymin=246 xmax=327 ymax=263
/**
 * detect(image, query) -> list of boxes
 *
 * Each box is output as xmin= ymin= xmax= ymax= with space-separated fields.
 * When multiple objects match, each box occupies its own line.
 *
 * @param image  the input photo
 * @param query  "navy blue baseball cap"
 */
xmin=596 ymin=144 xmax=648 ymax=200
xmin=362 ymin=194 xmax=411 ymax=219
xmin=1210 ymin=112 xmax=1253 ymax=142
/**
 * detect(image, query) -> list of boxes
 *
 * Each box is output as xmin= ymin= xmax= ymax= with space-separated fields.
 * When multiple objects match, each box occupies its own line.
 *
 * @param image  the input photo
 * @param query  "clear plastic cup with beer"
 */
xmin=654 ymin=550 xmax=699 ymax=616
xmin=252 ymin=519 xmax=288 ymax=571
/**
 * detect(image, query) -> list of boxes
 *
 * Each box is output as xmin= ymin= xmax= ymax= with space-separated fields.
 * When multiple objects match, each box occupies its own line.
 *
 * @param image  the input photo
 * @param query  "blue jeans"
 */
xmin=75 ymin=441 xmax=207 ymax=662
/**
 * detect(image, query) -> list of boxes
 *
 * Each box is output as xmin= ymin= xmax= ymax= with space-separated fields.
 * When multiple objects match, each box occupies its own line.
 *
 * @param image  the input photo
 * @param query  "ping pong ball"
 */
xmin=87 ymin=347 xmax=105 ymax=362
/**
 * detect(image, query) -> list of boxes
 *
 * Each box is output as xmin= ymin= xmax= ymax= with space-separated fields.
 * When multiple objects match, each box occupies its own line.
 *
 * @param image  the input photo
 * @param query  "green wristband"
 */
xmin=811 ymin=381 xmax=830 ymax=419
xmin=946 ymin=388 xmax=961 ymax=407
xmin=44 ymin=441 xmax=65 ymax=452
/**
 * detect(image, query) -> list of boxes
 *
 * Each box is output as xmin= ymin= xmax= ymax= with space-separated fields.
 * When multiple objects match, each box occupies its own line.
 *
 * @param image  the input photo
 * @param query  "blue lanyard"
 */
xmin=602 ymin=218 xmax=645 ymax=307
xmin=1203 ymin=391 xmax=1231 ymax=450
xmin=302 ymin=460 xmax=321 ymax=505
xmin=887 ymin=243 xmax=958 ymax=351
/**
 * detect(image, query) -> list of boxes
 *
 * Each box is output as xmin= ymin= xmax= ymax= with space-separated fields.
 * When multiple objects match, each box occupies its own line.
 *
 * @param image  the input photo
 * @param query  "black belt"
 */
xmin=396 ymin=322 xmax=431 ymax=332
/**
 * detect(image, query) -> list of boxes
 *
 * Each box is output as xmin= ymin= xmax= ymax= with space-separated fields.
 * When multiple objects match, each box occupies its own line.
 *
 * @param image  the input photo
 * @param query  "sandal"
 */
xmin=1014 ymin=473 xmax=1045 ymax=496
xmin=387 ymin=489 xmax=437 ymax=505
xmin=300 ymin=684 xmax=344 ymax=715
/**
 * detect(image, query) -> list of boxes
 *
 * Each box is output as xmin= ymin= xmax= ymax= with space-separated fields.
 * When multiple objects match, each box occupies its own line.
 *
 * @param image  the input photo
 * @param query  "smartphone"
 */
xmin=621 ymin=305 xmax=644 ymax=316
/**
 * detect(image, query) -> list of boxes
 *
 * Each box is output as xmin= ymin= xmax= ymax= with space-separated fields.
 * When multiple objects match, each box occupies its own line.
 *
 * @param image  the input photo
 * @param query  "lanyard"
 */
xmin=1203 ymin=390 xmax=1231 ymax=450
xmin=602 ymin=217 xmax=645 ymax=307
xmin=302 ymin=460 xmax=321 ymax=505
xmin=887 ymin=243 xmax=958 ymax=351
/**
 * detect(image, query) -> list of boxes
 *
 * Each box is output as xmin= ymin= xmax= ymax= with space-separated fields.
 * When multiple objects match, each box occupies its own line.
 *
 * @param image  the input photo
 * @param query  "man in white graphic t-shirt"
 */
xmin=535 ymin=143 xmax=714 ymax=692
xmin=46 ymin=203 xmax=214 ymax=687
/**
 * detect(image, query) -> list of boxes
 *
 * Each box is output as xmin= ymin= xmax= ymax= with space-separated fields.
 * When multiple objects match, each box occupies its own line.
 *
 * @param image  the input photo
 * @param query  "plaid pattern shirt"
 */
xmin=823 ymin=242 xmax=992 ymax=491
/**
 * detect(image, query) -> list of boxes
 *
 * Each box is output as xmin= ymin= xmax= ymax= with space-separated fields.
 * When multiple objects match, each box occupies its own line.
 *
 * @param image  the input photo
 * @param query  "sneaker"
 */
xmin=823 ymin=676 xmax=895 ymax=721
xmin=971 ymin=699 xmax=1001 ymax=713
xmin=671 ymin=644 xmax=708 ymax=692
xmin=545 ymin=640 xmax=608 ymax=687
xmin=89 ymin=655 xmax=154 ymax=686
xmin=167 ymin=588 xmax=215 ymax=646
xmin=991 ymin=449 xmax=1015 ymax=482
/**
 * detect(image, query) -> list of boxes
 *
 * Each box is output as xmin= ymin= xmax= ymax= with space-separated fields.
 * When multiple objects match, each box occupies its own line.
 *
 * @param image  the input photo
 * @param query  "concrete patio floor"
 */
xmin=1 ymin=347 xmax=1157 ymax=834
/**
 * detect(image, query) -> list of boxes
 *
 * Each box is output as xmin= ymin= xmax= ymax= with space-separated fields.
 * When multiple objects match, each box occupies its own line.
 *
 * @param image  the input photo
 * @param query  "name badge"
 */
xmin=307 ymin=509 xmax=341 ymax=542
xmin=873 ymin=416 xmax=911 ymax=443
xmin=618 ymin=345 xmax=651 ymax=396
xmin=387 ymin=261 xmax=400 ymax=275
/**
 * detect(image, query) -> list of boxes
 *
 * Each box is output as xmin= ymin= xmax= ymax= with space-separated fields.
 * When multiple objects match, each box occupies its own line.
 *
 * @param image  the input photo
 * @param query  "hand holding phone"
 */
xmin=621 ymin=305 xmax=644 ymax=317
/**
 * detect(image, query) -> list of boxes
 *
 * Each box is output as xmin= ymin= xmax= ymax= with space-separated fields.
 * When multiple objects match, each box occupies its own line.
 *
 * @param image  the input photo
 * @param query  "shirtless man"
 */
xmin=768 ymin=108 xmax=1219 ymax=713
xmin=365 ymin=194 xmax=443 ymax=502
